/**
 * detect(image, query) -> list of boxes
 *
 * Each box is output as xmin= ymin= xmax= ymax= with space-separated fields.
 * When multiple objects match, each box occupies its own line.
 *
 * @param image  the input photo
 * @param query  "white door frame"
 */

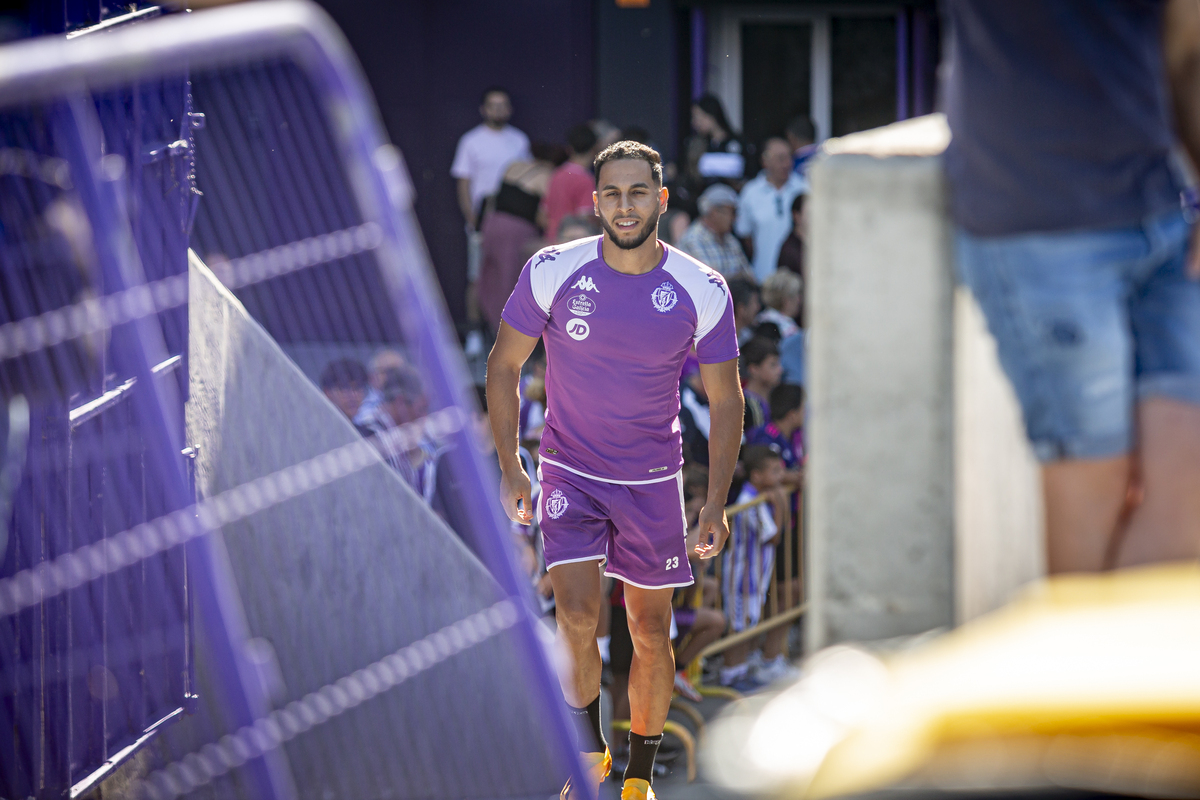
xmin=708 ymin=5 xmax=896 ymax=144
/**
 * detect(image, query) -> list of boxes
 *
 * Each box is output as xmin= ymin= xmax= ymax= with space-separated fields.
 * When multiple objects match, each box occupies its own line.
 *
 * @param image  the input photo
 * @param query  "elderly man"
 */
xmin=676 ymin=183 xmax=754 ymax=279
xmin=736 ymin=137 xmax=807 ymax=283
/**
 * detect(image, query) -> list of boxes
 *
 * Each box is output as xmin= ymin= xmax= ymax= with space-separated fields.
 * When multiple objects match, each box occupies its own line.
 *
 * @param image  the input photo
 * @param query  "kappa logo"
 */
xmin=571 ymin=275 xmax=600 ymax=293
xmin=565 ymin=318 xmax=590 ymax=341
xmin=705 ymin=269 xmax=725 ymax=289
xmin=546 ymin=489 xmax=569 ymax=519
xmin=651 ymin=281 xmax=678 ymax=313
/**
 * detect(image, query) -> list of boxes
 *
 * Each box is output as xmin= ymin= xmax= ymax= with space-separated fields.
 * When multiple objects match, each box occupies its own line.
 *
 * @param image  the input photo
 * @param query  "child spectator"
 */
xmin=370 ymin=366 xmax=443 ymax=504
xmin=740 ymin=337 xmax=782 ymax=431
xmin=727 ymin=277 xmax=761 ymax=346
xmin=720 ymin=445 xmax=788 ymax=690
xmin=745 ymin=383 xmax=805 ymax=490
xmin=355 ymin=348 xmax=408 ymax=429
xmin=319 ymin=358 xmax=372 ymax=437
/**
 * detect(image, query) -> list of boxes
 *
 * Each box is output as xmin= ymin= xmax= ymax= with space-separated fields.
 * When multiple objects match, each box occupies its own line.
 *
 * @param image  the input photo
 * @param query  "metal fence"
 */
xmin=0 ymin=4 xmax=586 ymax=798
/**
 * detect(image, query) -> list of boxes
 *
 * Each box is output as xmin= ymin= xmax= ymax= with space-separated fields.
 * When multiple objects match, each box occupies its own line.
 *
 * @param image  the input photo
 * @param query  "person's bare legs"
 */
xmin=1115 ymin=397 xmax=1200 ymax=566
xmin=1042 ymin=455 xmax=1131 ymax=573
xmin=623 ymin=584 xmax=676 ymax=737
xmin=673 ymin=608 xmax=726 ymax=667
xmin=550 ymin=560 xmax=604 ymax=706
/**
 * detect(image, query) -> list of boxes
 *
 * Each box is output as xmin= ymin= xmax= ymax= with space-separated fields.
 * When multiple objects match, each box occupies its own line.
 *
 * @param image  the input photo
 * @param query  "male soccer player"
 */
xmin=487 ymin=141 xmax=743 ymax=800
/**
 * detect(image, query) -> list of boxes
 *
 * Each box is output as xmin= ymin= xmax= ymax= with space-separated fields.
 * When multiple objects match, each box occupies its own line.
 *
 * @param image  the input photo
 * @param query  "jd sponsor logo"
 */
xmin=651 ymin=281 xmax=678 ymax=313
xmin=568 ymin=294 xmax=596 ymax=316
xmin=572 ymin=275 xmax=600 ymax=293
xmin=546 ymin=489 xmax=569 ymax=519
xmin=566 ymin=318 xmax=590 ymax=341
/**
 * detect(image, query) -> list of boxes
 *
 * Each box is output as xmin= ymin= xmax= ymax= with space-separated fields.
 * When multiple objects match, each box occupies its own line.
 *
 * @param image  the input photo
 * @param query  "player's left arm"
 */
xmin=1164 ymin=0 xmax=1200 ymax=276
xmin=694 ymin=358 xmax=744 ymax=559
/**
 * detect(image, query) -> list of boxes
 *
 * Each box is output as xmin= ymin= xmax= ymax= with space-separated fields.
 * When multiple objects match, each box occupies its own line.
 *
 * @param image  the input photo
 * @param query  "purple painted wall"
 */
xmin=314 ymin=0 xmax=595 ymax=326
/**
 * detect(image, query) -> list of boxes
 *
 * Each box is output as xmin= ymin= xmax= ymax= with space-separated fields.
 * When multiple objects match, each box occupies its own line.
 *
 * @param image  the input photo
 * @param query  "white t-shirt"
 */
xmin=735 ymin=172 xmax=808 ymax=283
xmin=450 ymin=124 xmax=532 ymax=211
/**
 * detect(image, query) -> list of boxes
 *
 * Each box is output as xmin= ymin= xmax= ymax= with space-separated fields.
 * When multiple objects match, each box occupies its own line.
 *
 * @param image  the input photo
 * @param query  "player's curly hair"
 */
xmin=593 ymin=140 xmax=663 ymax=187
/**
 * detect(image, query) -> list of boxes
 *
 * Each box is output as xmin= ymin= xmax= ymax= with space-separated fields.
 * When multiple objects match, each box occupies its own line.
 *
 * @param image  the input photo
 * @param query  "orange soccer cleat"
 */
xmin=560 ymin=748 xmax=612 ymax=799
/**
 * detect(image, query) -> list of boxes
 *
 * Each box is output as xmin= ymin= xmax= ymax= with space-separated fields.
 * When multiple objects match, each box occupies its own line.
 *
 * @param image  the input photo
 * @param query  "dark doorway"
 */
xmin=741 ymin=23 xmax=811 ymax=158
xmin=831 ymin=16 xmax=897 ymax=137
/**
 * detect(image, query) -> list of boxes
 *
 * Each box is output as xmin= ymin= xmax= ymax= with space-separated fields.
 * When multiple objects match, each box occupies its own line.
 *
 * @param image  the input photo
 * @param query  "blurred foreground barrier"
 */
xmin=703 ymin=562 xmax=1200 ymax=798
xmin=806 ymin=114 xmax=1044 ymax=651
xmin=0 ymin=4 xmax=587 ymax=797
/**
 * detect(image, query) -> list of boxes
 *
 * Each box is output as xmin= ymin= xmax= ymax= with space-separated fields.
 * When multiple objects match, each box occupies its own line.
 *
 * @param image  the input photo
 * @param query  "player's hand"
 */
xmin=500 ymin=464 xmax=533 ymax=526
xmin=693 ymin=502 xmax=730 ymax=560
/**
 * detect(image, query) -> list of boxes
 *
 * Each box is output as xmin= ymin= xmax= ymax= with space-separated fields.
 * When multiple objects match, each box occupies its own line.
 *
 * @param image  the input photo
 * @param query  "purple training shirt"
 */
xmin=502 ymin=236 xmax=739 ymax=484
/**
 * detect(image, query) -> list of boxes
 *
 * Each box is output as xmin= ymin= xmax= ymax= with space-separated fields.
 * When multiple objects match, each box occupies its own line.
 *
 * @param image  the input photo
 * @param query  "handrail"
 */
xmin=682 ymin=485 xmax=806 ymax=676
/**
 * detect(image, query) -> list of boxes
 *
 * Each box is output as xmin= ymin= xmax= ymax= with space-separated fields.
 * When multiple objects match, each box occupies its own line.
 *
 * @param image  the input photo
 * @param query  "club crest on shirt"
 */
xmin=568 ymin=294 xmax=596 ymax=316
xmin=651 ymin=281 xmax=678 ymax=313
xmin=546 ymin=489 xmax=569 ymax=519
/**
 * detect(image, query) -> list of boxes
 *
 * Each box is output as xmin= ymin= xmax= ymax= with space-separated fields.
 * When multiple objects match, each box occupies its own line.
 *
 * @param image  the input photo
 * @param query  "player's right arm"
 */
xmin=486 ymin=321 xmax=540 ymax=525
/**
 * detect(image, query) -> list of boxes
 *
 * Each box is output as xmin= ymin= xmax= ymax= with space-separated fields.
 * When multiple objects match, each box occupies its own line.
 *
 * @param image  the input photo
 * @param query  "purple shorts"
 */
xmin=537 ymin=462 xmax=693 ymax=590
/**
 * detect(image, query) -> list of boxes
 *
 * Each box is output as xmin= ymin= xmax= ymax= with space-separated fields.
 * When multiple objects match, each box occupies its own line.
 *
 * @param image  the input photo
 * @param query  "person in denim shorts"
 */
xmin=946 ymin=0 xmax=1200 ymax=572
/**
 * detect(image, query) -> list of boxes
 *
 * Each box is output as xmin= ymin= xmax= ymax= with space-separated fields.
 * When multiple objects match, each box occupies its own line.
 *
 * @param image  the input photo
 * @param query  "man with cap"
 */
xmin=677 ymin=183 xmax=754 ymax=280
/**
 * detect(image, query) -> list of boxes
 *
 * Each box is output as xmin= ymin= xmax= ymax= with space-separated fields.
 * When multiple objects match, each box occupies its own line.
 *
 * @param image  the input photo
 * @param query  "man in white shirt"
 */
xmin=735 ymin=138 xmax=808 ymax=283
xmin=451 ymin=87 xmax=531 ymax=229
xmin=451 ymin=87 xmax=531 ymax=333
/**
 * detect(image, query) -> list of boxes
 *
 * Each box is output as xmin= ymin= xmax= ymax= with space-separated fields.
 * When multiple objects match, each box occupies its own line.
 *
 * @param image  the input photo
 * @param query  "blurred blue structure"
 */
xmin=0 ymin=4 xmax=586 ymax=798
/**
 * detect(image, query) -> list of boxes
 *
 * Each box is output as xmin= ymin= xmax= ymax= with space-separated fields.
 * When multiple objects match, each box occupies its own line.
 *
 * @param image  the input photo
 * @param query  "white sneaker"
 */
xmin=756 ymin=655 xmax=801 ymax=685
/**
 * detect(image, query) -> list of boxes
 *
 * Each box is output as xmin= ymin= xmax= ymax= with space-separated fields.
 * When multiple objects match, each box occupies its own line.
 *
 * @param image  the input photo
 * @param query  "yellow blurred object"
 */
xmin=704 ymin=562 xmax=1200 ymax=798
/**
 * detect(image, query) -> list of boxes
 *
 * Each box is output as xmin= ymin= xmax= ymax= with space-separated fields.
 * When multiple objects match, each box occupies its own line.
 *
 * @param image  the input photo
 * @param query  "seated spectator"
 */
xmin=544 ymin=123 xmax=599 ymax=242
xmin=757 ymin=270 xmax=802 ymax=339
xmin=370 ymin=366 xmax=443 ymax=504
xmin=677 ymin=183 xmax=754 ymax=280
xmin=478 ymin=142 xmax=560 ymax=334
xmin=355 ymin=348 xmax=408 ymax=429
xmin=746 ymin=383 xmax=805 ymax=479
xmin=720 ymin=445 xmax=789 ymax=690
xmin=555 ymin=214 xmax=601 ymax=244
xmin=319 ymin=358 xmax=372 ymax=436
xmin=727 ymin=277 xmax=761 ymax=346
xmin=776 ymin=193 xmax=807 ymax=285
xmin=740 ymin=337 xmax=782 ymax=431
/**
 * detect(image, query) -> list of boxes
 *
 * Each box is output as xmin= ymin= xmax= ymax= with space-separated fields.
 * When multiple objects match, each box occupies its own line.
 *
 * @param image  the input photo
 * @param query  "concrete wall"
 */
xmin=170 ymin=254 xmax=560 ymax=799
xmin=806 ymin=115 xmax=1044 ymax=651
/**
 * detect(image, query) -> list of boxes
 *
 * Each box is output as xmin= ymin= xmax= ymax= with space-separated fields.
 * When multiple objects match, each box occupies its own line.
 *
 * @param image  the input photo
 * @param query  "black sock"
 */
xmin=624 ymin=731 xmax=663 ymax=784
xmin=567 ymin=694 xmax=607 ymax=753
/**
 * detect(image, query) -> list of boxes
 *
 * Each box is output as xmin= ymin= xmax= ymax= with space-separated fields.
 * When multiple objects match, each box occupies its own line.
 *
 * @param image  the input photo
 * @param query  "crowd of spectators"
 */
xmin=311 ymin=87 xmax=812 ymax=717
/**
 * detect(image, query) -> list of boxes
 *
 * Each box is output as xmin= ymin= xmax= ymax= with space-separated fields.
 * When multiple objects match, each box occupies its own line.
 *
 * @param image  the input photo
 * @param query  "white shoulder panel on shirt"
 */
xmin=528 ymin=236 xmax=602 ymax=315
xmin=662 ymin=244 xmax=730 ymax=343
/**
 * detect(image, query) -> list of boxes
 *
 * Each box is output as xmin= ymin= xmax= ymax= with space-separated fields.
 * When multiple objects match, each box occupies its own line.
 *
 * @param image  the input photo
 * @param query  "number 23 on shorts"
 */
xmin=665 ymin=556 xmax=680 ymax=570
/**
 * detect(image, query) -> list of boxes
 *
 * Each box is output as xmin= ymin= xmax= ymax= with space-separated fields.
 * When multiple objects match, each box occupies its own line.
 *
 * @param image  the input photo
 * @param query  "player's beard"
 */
xmin=600 ymin=205 xmax=661 ymax=251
